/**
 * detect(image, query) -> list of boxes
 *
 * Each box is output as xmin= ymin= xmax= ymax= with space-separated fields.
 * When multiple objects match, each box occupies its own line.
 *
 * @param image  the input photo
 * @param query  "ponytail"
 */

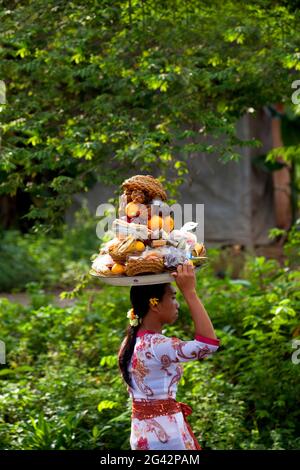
xmin=118 ymin=325 xmax=139 ymax=386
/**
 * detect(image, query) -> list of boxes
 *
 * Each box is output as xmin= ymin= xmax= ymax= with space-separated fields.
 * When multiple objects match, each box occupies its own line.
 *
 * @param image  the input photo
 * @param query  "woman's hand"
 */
xmin=172 ymin=261 xmax=217 ymax=339
xmin=170 ymin=261 xmax=196 ymax=296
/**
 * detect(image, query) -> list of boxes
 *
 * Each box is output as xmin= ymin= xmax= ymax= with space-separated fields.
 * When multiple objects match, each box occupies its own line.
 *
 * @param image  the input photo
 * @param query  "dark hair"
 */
xmin=118 ymin=283 xmax=169 ymax=386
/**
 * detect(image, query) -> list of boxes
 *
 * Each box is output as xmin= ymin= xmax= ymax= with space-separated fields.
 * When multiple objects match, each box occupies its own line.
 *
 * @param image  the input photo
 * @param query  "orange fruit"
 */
xmin=134 ymin=241 xmax=145 ymax=252
xmin=163 ymin=215 xmax=174 ymax=232
xmin=111 ymin=263 xmax=126 ymax=275
xmin=125 ymin=202 xmax=140 ymax=218
xmin=144 ymin=251 xmax=162 ymax=259
xmin=147 ymin=215 xmax=163 ymax=231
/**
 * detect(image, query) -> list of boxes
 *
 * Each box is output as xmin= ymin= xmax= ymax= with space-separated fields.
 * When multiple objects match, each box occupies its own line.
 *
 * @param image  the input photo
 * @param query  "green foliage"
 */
xmin=1 ymin=0 xmax=299 ymax=449
xmin=0 ymin=286 xmax=131 ymax=450
xmin=0 ymin=204 xmax=99 ymax=291
xmin=0 ymin=230 xmax=41 ymax=291
xmin=0 ymin=225 xmax=299 ymax=449
xmin=1 ymin=0 xmax=299 ymax=226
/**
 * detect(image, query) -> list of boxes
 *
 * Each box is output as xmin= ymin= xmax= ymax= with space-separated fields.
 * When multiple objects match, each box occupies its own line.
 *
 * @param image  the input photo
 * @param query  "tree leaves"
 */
xmin=0 ymin=0 xmax=299 ymax=227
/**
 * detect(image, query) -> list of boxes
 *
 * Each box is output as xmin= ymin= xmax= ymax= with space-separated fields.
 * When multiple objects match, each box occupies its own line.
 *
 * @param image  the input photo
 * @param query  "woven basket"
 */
xmin=109 ymin=251 xmax=127 ymax=264
xmin=122 ymin=175 xmax=167 ymax=203
xmin=108 ymin=240 xmax=125 ymax=263
xmin=108 ymin=236 xmax=138 ymax=263
xmin=92 ymin=265 xmax=112 ymax=276
xmin=125 ymin=257 xmax=165 ymax=276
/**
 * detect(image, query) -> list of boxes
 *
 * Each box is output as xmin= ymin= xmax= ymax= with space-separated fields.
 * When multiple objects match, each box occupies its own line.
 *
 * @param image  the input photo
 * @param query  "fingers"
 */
xmin=171 ymin=261 xmax=194 ymax=280
xmin=187 ymin=261 xmax=195 ymax=271
xmin=177 ymin=262 xmax=194 ymax=274
xmin=177 ymin=264 xmax=183 ymax=273
xmin=182 ymin=260 xmax=194 ymax=273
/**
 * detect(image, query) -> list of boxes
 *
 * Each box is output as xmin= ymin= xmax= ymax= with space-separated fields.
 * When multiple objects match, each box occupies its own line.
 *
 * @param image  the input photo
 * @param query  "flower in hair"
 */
xmin=127 ymin=307 xmax=139 ymax=327
xmin=149 ymin=297 xmax=159 ymax=307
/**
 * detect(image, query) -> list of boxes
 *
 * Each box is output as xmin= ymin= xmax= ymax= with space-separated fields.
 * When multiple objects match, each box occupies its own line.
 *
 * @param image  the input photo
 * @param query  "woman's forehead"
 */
xmin=166 ymin=285 xmax=177 ymax=295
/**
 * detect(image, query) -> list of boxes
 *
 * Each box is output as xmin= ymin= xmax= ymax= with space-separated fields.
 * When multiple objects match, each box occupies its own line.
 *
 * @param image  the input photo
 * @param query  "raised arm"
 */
xmin=171 ymin=261 xmax=217 ymax=340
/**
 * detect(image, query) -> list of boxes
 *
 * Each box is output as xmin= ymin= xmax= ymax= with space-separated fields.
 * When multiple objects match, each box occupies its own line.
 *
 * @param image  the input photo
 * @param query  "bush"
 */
xmin=0 ymin=224 xmax=299 ymax=449
xmin=0 ymin=205 xmax=100 ymax=292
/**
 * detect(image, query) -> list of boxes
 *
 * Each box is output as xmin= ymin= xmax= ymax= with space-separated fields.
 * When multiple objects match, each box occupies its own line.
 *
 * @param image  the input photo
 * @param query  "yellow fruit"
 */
xmin=194 ymin=242 xmax=202 ymax=250
xmin=193 ymin=243 xmax=205 ymax=256
xmin=148 ymin=215 xmax=163 ymax=231
xmin=163 ymin=215 xmax=174 ymax=232
xmin=134 ymin=241 xmax=145 ymax=252
xmin=125 ymin=202 xmax=140 ymax=218
xmin=111 ymin=263 xmax=126 ymax=275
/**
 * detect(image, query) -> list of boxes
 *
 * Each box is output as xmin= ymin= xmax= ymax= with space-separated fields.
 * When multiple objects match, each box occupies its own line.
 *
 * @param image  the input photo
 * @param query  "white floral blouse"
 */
xmin=127 ymin=329 xmax=220 ymax=450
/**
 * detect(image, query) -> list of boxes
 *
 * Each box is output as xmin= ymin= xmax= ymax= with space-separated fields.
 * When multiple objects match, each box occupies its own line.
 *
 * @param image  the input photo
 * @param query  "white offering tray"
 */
xmin=90 ymin=265 xmax=203 ymax=286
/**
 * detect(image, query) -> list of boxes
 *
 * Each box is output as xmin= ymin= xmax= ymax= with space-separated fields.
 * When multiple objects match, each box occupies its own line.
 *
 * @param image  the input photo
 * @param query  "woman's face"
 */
xmin=158 ymin=284 xmax=180 ymax=325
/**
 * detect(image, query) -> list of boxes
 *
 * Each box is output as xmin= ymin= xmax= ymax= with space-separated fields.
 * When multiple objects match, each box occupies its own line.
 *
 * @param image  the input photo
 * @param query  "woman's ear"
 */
xmin=152 ymin=304 xmax=161 ymax=314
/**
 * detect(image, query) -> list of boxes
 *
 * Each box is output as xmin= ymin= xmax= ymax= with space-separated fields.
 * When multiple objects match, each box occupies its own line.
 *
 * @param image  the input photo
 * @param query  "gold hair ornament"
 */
xmin=149 ymin=297 xmax=159 ymax=307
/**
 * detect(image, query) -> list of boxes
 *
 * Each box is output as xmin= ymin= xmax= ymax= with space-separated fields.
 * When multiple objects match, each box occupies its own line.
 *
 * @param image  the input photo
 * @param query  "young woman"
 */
xmin=118 ymin=261 xmax=220 ymax=450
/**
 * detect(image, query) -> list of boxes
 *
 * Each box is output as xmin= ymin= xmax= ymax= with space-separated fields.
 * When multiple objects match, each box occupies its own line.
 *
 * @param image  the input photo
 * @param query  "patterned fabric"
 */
xmin=132 ymin=398 xmax=201 ymax=450
xmin=127 ymin=330 xmax=220 ymax=450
